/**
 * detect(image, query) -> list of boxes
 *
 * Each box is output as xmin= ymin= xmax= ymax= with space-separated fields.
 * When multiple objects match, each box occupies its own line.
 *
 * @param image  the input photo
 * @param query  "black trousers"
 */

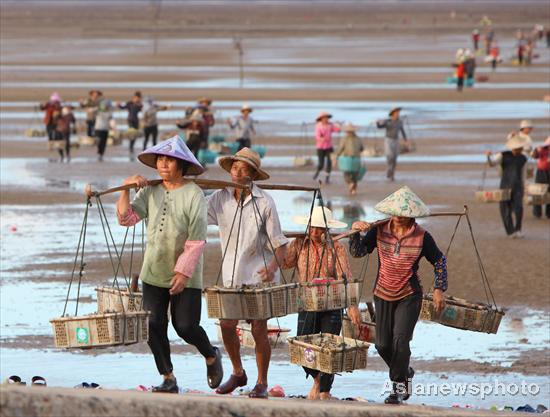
xmin=56 ymin=132 xmax=71 ymax=158
xmin=237 ymin=137 xmax=251 ymax=151
xmin=316 ymin=148 xmax=333 ymax=174
xmin=96 ymin=129 xmax=109 ymax=156
xmin=86 ymin=120 xmax=95 ymax=137
xmin=456 ymin=76 xmax=464 ymax=91
xmin=533 ymin=169 xmax=550 ymax=218
xmin=142 ymin=282 xmax=216 ymax=375
xmin=374 ymin=293 xmax=421 ymax=384
xmin=297 ymin=310 xmax=342 ymax=393
xmin=143 ymin=125 xmax=158 ymax=150
xmin=499 ymin=187 xmax=523 ymax=235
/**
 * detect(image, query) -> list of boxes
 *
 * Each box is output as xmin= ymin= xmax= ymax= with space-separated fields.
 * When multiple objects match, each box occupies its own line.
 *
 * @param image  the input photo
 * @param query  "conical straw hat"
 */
xmin=293 ymin=206 xmax=347 ymax=229
xmin=138 ymin=135 xmax=205 ymax=175
xmin=374 ymin=186 xmax=430 ymax=218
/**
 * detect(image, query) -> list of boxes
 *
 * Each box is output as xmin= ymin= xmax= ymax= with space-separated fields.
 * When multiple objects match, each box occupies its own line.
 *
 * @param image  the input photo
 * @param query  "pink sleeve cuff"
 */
xmin=174 ymin=240 xmax=206 ymax=278
xmin=117 ymin=207 xmax=141 ymax=227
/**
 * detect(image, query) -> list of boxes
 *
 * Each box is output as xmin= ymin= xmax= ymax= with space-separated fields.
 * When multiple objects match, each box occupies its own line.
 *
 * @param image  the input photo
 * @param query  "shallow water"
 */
xmin=3 ymin=79 xmax=548 ymax=90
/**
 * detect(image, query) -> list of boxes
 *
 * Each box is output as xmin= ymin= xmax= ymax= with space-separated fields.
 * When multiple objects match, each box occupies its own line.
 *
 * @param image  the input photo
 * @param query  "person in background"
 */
xmin=118 ymin=91 xmax=143 ymax=155
xmin=531 ymin=137 xmax=550 ymax=219
xmin=177 ymin=114 xmax=204 ymax=158
xmin=80 ymin=90 xmax=102 ymax=137
xmin=194 ymin=97 xmax=215 ymax=149
xmin=485 ymin=132 xmax=529 ymax=238
xmin=40 ymin=92 xmax=62 ymax=148
xmin=463 ymin=49 xmax=476 ymax=87
xmin=455 ymin=53 xmax=466 ymax=92
xmin=142 ymin=97 xmax=170 ymax=150
xmin=116 ymin=135 xmax=223 ymax=394
xmin=489 ymin=42 xmax=500 ymax=71
xmin=94 ymin=99 xmax=113 ymax=162
xmin=484 ymin=26 xmax=495 ymax=55
xmin=349 ymin=186 xmax=447 ymax=405
xmin=227 ymin=104 xmax=255 ymax=151
xmin=518 ymin=120 xmax=534 ymax=155
xmin=54 ymin=106 xmax=76 ymax=162
xmin=334 ymin=123 xmax=364 ymax=195
xmin=376 ymin=107 xmax=409 ymax=182
xmin=281 ymin=206 xmax=350 ymax=400
xmin=472 ymin=29 xmax=480 ymax=52
xmin=313 ymin=111 xmax=341 ymax=184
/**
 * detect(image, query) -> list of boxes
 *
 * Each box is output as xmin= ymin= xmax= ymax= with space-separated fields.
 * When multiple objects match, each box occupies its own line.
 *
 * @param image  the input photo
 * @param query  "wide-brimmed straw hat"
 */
xmin=197 ymin=97 xmax=212 ymax=105
xmin=294 ymin=206 xmax=347 ymax=229
xmin=389 ymin=107 xmax=402 ymax=116
xmin=241 ymin=104 xmax=253 ymax=113
xmin=505 ymin=132 xmax=530 ymax=150
xmin=49 ymin=92 xmax=61 ymax=102
xmin=343 ymin=123 xmax=357 ymax=133
xmin=138 ymin=135 xmax=205 ymax=175
xmin=374 ymin=186 xmax=430 ymax=218
xmin=218 ymin=147 xmax=269 ymax=181
xmin=519 ymin=120 xmax=533 ymax=130
xmin=316 ymin=111 xmax=332 ymax=121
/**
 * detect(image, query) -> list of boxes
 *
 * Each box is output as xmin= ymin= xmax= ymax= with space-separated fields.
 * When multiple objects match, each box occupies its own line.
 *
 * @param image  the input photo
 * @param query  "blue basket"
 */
xmin=223 ymin=142 xmax=240 ymax=155
xmin=447 ymin=76 xmax=474 ymax=86
xmin=210 ymin=135 xmax=225 ymax=144
xmin=252 ymin=145 xmax=267 ymax=158
xmin=338 ymin=156 xmax=361 ymax=173
xmin=198 ymin=149 xmax=217 ymax=165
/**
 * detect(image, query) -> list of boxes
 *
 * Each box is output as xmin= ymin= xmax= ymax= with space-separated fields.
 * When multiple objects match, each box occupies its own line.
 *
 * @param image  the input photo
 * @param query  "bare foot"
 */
xmin=307 ymin=378 xmax=320 ymax=400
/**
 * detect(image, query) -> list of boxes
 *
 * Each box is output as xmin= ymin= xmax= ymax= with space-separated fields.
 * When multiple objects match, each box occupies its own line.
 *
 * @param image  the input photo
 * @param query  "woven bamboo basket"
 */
xmin=475 ymin=189 xmax=511 ymax=203
xmin=420 ymin=293 xmax=504 ymax=334
xmin=215 ymin=322 xmax=290 ymax=349
xmin=526 ymin=183 xmax=548 ymax=196
xmin=341 ymin=314 xmax=376 ymax=344
xmin=205 ymin=283 xmax=299 ymax=320
xmin=50 ymin=311 xmax=150 ymax=349
xmin=288 ymin=333 xmax=369 ymax=374
xmin=96 ymin=287 xmax=143 ymax=313
xmin=299 ymin=280 xmax=360 ymax=312
xmin=524 ymin=192 xmax=550 ymax=205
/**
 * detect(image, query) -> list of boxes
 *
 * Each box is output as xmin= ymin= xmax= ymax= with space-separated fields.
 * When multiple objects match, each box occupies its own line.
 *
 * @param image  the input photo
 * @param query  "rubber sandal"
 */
xmin=74 ymin=382 xmax=90 ymax=388
xmin=7 ymin=375 xmax=26 ymax=386
xmin=31 ymin=376 xmax=47 ymax=387
xmin=90 ymin=383 xmax=101 ymax=389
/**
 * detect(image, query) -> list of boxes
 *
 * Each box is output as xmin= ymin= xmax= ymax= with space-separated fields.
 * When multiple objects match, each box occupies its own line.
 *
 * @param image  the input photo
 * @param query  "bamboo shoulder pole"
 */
xmin=85 ymin=178 xmax=248 ymax=198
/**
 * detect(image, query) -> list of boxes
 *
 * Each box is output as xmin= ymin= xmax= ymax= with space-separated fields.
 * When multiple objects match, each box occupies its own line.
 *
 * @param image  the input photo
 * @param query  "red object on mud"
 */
xmin=476 ymin=75 xmax=489 ymax=83
xmin=10 ymin=226 xmax=17 ymax=232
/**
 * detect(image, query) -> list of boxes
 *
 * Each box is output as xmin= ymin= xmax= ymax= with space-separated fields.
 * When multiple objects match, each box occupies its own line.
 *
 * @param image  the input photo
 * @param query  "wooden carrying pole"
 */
xmin=85 ymin=179 xmax=320 ymax=198
xmin=285 ymin=206 xmax=469 ymax=241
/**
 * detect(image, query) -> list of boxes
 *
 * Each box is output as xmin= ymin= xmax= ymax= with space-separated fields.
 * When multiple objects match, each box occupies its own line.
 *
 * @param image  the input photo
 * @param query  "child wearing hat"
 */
xmin=485 ymin=132 xmax=529 ymax=237
xmin=282 ymin=206 xmax=351 ymax=400
xmin=116 ymin=135 xmax=223 ymax=394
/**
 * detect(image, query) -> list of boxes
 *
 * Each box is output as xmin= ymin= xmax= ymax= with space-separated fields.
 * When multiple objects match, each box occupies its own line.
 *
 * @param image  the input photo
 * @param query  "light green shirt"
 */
xmin=131 ymin=182 xmax=207 ymax=289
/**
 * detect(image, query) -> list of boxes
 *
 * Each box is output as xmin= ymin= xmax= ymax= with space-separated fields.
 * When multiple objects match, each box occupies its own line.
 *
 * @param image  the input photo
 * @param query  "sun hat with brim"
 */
xmin=505 ymin=132 xmax=529 ymax=150
xmin=293 ymin=206 xmax=347 ymax=229
xmin=197 ymin=97 xmax=212 ymax=105
xmin=49 ymin=92 xmax=61 ymax=102
xmin=343 ymin=123 xmax=357 ymax=133
xmin=316 ymin=111 xmax=332 ymax=122
xmin=138 ymin=135 xmax=205 ymax=175
xmin=374 ymin=186 xmax=430 ymax=218
xmin=519 ymin=120 xmax=533 ymax=130
xmin=388 ymin=107 xmax=402 ymax=116
xmin=241 ymin=104 xmax=253 ymax=113
xmin=218 ymin=147 xmax=269 ymax=181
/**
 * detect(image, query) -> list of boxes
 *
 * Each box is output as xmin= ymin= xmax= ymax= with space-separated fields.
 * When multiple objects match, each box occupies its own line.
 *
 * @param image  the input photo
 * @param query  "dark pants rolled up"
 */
xmin=499 ymin=186 xmax=524 ymax=235
xmin=374 ymin=293 xmax=421 ymax=384
xmin=237 ymin=137 xmax=251 ymax=151
xmin=315 ymin=148 xmax=333 ymax=174
xmin=142 ymin=282 xmax=216 ymax=376
xmin=86 ymin=120 xmax=95 ymax=137
xmin=143 ymin=125 xmax=158 ymax=150
xmin=95 ymin=129 xmax=109 ymax=156
xmin=297 ymin=309 xmax=342 ymax=393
